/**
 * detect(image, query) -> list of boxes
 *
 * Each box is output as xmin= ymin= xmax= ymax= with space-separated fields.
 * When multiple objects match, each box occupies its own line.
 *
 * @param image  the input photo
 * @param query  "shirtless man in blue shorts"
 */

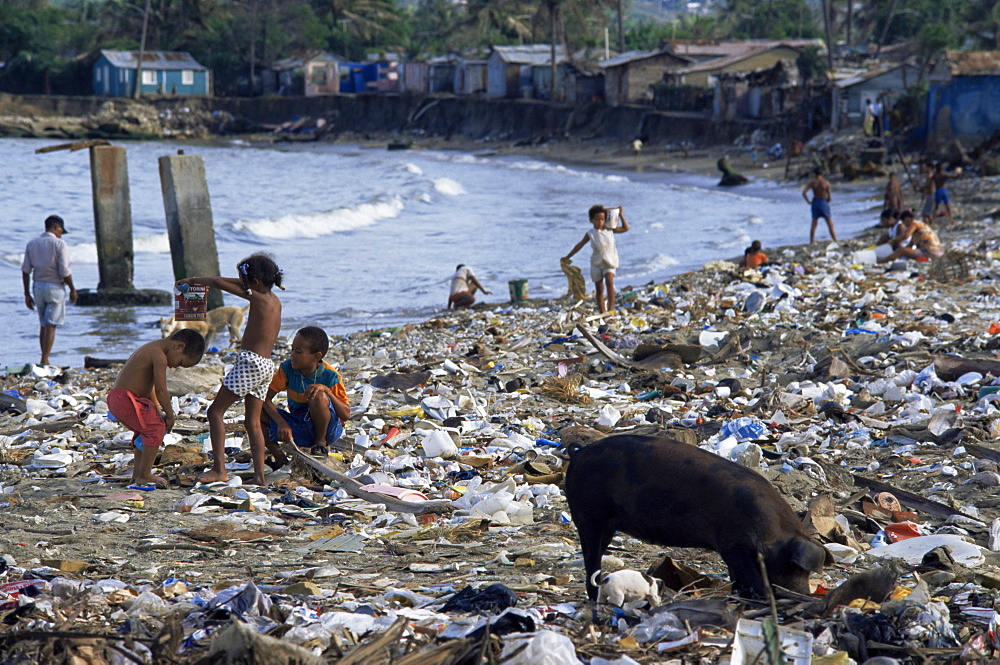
xmin=803 ymin=168 xmax=838 ymax=244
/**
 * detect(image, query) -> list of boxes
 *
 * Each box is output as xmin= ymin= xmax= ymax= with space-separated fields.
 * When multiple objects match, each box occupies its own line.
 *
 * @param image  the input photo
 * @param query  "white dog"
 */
xmin=160 ymin=305 xmax=248 ymax=348
xmin=593 ymin=569 xmax=661 ymax=608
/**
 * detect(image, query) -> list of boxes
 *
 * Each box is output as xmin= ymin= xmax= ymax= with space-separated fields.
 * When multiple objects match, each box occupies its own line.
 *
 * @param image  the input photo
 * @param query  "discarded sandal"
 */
xmin=310 ymin=444 xmax=329 ymax=457
xmin=127 ymin=483 xmax=157 ymax=491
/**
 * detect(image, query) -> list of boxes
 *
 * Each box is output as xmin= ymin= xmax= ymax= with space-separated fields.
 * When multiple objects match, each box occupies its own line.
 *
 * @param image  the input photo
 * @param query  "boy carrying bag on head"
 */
xmin=262 ymin=326 xmax=350 ymax=468
xmin=107 ymin=329 xmax=205 ymax=488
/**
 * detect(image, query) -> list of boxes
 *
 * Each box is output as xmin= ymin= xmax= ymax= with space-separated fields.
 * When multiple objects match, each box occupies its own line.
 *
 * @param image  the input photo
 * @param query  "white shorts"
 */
xmin=222 ymin=350 xmax=275 ymax=401
xmin=590 ymin=261 xmax=616 ymax=283
xmin=33 ymin=281 xmax=67 ymax=326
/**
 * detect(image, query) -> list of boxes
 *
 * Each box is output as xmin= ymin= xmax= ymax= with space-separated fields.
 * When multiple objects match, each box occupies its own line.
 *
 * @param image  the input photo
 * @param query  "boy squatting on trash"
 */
xmin=261 ymin=325 xmax=350 ymax=468
xmin=562 ymin=205 xmax=630 ymax=314
xmin=107 ymin=329 xmax=206 ymax=487
xmin=176 ymin=252 xmax=284 ymax=486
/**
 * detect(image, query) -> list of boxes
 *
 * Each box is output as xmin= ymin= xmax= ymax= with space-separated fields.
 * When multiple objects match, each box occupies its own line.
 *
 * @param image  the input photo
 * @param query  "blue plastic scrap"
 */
xmin=719 ymin=417 xmax=767 ymax=441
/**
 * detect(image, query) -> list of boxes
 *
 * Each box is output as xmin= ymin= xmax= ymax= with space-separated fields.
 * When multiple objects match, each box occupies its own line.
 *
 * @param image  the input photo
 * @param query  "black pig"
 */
xmin=564 ymin=435 xmax=830 ymax=609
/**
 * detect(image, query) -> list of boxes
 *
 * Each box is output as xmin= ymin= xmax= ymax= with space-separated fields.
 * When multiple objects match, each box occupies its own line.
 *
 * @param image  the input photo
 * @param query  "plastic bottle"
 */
xmin=357 ymin=385 xmax=373 ymax=412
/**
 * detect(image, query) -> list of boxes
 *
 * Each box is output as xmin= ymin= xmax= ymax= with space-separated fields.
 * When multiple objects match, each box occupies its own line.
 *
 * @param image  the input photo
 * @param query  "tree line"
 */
xmin=0 ymin=0 xmax=996 ymax=97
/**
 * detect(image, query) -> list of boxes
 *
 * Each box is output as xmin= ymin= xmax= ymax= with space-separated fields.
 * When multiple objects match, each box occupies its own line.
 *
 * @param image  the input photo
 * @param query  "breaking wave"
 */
xmin=232 ymin=197 xmax=404 ymax=239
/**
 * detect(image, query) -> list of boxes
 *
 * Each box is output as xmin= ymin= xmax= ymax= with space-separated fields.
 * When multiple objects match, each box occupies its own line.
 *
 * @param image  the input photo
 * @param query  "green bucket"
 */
xmin=508 ymin=279 xmax=529 ymax=303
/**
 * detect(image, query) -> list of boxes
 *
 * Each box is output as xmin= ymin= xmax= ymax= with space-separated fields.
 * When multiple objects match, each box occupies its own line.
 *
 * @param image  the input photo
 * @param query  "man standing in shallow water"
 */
xmin=21 ymin=215 xmax=76 ymax=365
xmin=803 ymin=168 xmax=838 ymax=244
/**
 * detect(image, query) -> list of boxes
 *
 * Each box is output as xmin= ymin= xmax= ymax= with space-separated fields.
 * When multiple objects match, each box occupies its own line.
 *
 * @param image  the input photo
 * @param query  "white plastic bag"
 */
xmin=499 ymin=630 xmax=578 ymax=665
xmin=421 ymin=430 xmax=458 ymax=459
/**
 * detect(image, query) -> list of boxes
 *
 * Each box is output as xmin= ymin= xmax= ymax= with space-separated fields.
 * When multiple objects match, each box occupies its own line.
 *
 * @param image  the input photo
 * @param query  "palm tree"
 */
xmin=531 ymin=0 xmax=619 ymax=101
xmin=460 ymin=0 xmax=533 ymax=46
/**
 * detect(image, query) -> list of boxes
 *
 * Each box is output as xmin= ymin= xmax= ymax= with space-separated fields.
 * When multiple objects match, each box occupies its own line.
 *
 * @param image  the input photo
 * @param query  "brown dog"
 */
xmin=160 ymin=305 xmax=248 ymax=348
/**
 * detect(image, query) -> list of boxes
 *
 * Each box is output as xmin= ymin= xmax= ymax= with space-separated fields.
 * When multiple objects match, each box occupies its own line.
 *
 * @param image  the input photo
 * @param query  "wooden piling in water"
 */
xmin=90 ymin=145 xmax=134 ymax=291
xmin=159 ymin=153 xmax=223 ymax=311
xmin=74 ymin=143 xmax=170 ymax=307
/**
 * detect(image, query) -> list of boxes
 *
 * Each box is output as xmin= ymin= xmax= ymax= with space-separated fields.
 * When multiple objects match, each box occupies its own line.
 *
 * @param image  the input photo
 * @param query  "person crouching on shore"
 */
xmin=107 ymin=329 xmax=205 ymax=487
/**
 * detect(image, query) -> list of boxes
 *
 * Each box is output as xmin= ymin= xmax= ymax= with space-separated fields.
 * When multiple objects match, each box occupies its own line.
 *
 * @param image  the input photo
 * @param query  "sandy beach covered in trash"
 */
xmin=2 ymin=143 xmax=1000 ymax=664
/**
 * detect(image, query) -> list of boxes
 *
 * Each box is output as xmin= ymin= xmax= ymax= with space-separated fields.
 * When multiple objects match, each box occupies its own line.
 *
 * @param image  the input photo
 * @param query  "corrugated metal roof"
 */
xmin=272 ymin=50 xmax=342 ymax=71
xmin=666 ymin=39 xmax=824 ymax=59
xmin=946 ymin=50 xmax=1000 ymax=76
xmin=670 ymin=43 xmax=805 ymax=75
xmin=100 ymin=50 xmax=206 ymax=71
xmin=491 ymin=45 xmax=567 ymax=66
xmin=600 ymin=48 xmax=691 ymax=69
xmin=832 ymin=63 xmax=913 ymax=88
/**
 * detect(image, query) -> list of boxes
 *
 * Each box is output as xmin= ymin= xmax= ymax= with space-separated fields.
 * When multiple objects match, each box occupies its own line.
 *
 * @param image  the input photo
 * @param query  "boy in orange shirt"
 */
xmin=739 ymin=240 xmax=768 ymax=269
xmin=262 ymin=326 xmax=350 ymax=467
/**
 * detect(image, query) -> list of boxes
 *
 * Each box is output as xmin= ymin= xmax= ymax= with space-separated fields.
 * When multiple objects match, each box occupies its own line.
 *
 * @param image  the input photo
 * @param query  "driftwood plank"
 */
xmin=284 ymin=444 xmax=453 ymax=515
xmin=576 ymin=324 xmax=639 ymax=369
xmin=35 ymin=139 xmax=110 ymax=154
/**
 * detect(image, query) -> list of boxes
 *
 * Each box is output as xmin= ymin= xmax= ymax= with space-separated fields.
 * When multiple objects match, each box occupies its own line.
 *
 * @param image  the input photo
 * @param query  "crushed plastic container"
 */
xmin=720 ymin=417 xmax=767 ymax=441
xmin=731 ymin=618 xmax=813 ymax=665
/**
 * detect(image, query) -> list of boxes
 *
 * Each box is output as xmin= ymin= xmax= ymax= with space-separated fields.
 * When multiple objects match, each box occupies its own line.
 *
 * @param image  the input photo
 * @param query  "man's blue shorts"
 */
xmin=267 ymin=404 xmax=343 ymax=448
xmin=33 ymin=281 xmax=66 ymax=326
xmin=935 ymin=188 xmax=950 ymax=205
xmin=811 ymin=198 xmax=832 ymax=220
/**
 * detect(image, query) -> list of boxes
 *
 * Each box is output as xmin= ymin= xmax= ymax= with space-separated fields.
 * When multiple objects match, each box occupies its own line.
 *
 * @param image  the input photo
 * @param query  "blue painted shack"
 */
xmin=93 ymin=50 xmax=211 ymax=97
xmin=926 ymin=50 xmax=1000 ymax=149
xmin=332 ymin=62 xmax=400 ymax=93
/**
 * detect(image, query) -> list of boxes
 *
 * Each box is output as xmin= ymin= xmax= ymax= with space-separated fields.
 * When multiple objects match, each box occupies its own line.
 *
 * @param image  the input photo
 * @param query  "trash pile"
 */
xmin=158 ymin=106 xmax=241 ymax=138
xmin=5 ymin=210 xmax=1000 ymax=663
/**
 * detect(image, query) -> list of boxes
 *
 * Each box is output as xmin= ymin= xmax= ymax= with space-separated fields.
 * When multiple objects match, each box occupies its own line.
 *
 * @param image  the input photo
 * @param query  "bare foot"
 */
xmin=251 ymin=473 xmax=267 ymax=486
xmin=198 ymin=469 xmax=229 ymax=483
xmin=133 ymin=474 xmax=169 ymax=488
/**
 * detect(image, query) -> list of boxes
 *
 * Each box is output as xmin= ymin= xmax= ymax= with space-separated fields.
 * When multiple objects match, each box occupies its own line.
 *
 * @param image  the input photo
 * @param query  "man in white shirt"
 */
xmin=22 ymin=215 xmax=76 ymax=365
xmin=447 ymin=264 xmax=491 ymax=309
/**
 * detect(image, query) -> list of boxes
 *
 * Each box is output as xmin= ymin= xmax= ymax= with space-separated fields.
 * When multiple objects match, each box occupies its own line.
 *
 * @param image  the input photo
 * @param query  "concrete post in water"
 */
xmin=75 ymin=143 xmax=170 ymax=306
xmin=159 ymin=152 xmax=224 ymax=311
xmin=90 ymin=145 xmax=133 ymax=290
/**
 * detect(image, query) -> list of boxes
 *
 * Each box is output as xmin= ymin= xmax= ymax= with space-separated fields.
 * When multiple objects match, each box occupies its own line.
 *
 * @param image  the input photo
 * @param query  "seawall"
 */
xmin=1 ymin=92 xmax=790 ymax=145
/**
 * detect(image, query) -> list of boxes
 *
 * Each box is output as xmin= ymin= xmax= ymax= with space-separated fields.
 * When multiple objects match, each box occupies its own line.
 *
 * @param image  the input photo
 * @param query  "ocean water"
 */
xmin=0 ymin=138 xmax=878 ymax=367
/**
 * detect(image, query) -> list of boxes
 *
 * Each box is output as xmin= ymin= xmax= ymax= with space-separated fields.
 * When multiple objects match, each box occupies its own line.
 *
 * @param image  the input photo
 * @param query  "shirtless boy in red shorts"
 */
xmin=107 ymin=329 xmax=204 ymax=487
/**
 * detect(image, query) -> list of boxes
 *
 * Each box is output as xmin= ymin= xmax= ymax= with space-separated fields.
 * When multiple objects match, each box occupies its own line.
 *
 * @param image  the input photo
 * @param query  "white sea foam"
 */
xmin=433 ymin=178 xmax=466 ymax=196
xmin=649 ymin=222 xmax=664 ymax=229
xmin=232 ymin=197 xmax=404 ymax=239
xmin=0 ymin=252 xmax=23 ymax=267
xmin=404 ymin=163 xmax=424 ymax=175
xmin=505 ymin=159 xmax=632 ymax=183
xmin=711 ymin=231 xmax=752 ymax=249
xmin=747 ymin=215 xmax=764 ymax=225
xmin=440 ymin=150 xmax=630 ymax=183
xmin=625 ymin=253 xmax=680 ymax=277
xmin=134 ymin=233 xmax=171 ymax=253
xmin=69 ymin=243 xmax=98 ymax=264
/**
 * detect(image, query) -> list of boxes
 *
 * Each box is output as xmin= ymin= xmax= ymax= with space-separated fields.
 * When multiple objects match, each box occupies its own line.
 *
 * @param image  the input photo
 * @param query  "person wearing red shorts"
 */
xmin=107 ymin=329 xmax=204 ymax=487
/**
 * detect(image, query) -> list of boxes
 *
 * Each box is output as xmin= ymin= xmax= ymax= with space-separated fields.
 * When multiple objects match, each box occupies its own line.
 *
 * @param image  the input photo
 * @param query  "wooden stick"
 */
xmin=283 ymin=444 xmax=453 ymax=515
xmin=850 ymin=474 xmax=964 ymax=519
xmin=137 ymin=542 xmax=221 ymax=554
xmin=34 ymin=139 xmax=110 ymax=154
xmin=894 ymin=144 xmax=919 ymax=197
